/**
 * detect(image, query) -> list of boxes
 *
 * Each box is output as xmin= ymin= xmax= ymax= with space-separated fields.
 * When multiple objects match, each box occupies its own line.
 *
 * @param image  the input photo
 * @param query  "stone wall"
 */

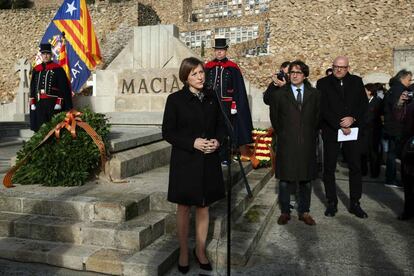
xmin=266 ymin=0 xmax=414 ymax=85
xmin=32 ymin=0 xmax=62 ymax=8
xmin=138 ymin=0 xmax=414 ymax=90
xmin=0 ymin=1 xmax=137 ymax=102
xmin=2 ymin=0 xmax=414 ymax=102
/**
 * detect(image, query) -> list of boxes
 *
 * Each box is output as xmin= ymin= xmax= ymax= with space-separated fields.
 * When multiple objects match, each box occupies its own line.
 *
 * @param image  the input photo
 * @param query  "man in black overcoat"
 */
xmin=317 ymin=56 xmax=369 ymax=218
xmin=269 ymin=60 xmax=320 ymax=226
xmin=29 ymin=43 xmax=72 ymax=132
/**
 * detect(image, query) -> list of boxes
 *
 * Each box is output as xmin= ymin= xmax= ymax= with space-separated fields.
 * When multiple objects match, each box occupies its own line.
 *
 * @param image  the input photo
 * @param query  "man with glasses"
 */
xmin=269 ymin=60 xmax=320 ymax=225
xmin=317 ymin=56 xmax=369 ymax=218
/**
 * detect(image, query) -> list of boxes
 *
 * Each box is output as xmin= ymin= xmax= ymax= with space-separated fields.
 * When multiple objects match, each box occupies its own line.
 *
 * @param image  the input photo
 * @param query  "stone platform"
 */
xmin=0 ymin=155 xmax=274 ymax=275
xmin=0 ymin=123 xmax=276 ymax=275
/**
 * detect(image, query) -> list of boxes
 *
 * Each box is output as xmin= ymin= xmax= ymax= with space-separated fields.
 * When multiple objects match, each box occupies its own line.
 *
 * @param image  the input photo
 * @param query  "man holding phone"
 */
xmin=263 ymin=61 xmax=290 ymax=105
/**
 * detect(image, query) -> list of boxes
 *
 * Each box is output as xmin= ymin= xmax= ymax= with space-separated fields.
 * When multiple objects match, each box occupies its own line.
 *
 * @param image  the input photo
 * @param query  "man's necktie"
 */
xmin=296 ymin=88 xmax=302 ymax=109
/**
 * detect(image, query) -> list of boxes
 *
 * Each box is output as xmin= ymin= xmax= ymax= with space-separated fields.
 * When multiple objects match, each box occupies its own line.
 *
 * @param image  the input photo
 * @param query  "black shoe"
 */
xmin=349 ymin=203 xmax=368 ymax=218
xmin=193 ymin=248 xmax=212 ymax=271
xmin=324 ymin=203 xmax=338 ymax=217
xmin=385 ymin=180 xmax=403 ymax=188
xmin=397 ymin=212 xmax=414 ymax=220
xmin=177 ymin=264 xmax=189 ymax=274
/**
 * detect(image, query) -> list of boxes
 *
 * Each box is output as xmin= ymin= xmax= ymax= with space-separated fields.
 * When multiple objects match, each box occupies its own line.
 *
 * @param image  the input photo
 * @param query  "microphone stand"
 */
xmin=212 ymin=88 xmax=253 ymax=276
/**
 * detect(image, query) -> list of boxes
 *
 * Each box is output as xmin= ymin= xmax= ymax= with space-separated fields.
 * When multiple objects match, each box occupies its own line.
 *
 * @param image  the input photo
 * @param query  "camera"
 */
xmin=407 ymin=91 xmax=413 ymax=99
xmin=276 ymin=70 xmax=287 ymax=81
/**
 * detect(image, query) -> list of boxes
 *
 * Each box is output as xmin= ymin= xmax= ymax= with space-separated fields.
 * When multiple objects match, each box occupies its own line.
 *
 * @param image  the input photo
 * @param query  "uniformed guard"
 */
xmin=29 ymin=43 xmax=72 ymax=131
xmin=205 ymin=38 xmax=253 ymax=159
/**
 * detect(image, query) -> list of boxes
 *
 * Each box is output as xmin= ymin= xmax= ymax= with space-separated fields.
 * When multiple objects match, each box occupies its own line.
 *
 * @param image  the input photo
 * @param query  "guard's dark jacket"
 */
xmin=316 ymin=73 xmax=368 ymax=142
xmin=269 ymin=84 xmax=320 ymax=181
xmin=205 ymin=58 xmax=253 ymax=146
xmin=29 ymin=62 xmax=72 ymax=131
xmin=162 ymin=86 xmax=225 ymax=206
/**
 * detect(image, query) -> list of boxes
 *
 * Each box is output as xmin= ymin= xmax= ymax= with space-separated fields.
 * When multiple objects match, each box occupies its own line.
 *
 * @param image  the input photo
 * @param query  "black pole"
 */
xmin=226 ymin=135 xmax=232 ymax=276
xmin=211 ymin=88 xmax=253 ymax=276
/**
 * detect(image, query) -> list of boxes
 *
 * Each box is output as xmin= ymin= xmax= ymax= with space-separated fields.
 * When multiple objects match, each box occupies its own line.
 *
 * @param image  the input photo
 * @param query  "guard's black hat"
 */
xmin=40 ymin=43 xmax=52 ymax=54
xmin=213 ymin=38 xmax=228 ymax=49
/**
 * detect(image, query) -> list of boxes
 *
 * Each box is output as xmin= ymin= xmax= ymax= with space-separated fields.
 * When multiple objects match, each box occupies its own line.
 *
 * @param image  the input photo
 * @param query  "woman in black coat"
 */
xmin=162 ymin=57 xmax=225 ymax=273
xmin=361 ymin=83 xmax=383 ymax=178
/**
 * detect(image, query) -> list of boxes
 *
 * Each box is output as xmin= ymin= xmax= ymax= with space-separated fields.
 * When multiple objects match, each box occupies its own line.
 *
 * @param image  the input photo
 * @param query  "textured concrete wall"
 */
xmin=139 ymin=0 xmax=414 ymax=90
xmin=0 ymin=1 xmax=137 ymax=102
xmin=266 ymin=0 xmax=414 ymax=85
xmin=2 ymin=0 xmax=414 ymax=102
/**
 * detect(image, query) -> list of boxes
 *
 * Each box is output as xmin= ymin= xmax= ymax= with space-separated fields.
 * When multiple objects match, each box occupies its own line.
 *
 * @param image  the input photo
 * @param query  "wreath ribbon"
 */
xmin=3 ymin=110 xmax=107 ymax=188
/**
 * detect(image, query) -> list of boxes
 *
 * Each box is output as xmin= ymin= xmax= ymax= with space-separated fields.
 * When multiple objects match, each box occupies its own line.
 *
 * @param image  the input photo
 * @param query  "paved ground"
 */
xmin=0 ymin=146 xmax=413 ymax=276
xmin=165 ymin=165 xmax=414 ymax=276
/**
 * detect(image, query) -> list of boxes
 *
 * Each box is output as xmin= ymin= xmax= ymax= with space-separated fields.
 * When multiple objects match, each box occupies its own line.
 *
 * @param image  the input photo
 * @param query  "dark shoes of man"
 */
xmin=349 ymin=203 xmax=368 ymax=218
xmin=384 ymin=180 xmax=403 ymax=188
xmin=324 ymin=203 xmax=338 ymax=217
xmin=277 ymin=213 xmax=315 ymax=225
xmin=299 ymin=213 xmax=316 ymax=225
xmin=277 ymin=213 xmax=291 ymax=225
xmin=397 ymin=212 xmax=414 ymax=220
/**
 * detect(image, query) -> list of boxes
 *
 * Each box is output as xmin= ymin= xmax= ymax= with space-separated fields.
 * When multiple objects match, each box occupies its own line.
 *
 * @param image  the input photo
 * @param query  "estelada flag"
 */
xmin=40 ymin=0 xmax=102 ymax=93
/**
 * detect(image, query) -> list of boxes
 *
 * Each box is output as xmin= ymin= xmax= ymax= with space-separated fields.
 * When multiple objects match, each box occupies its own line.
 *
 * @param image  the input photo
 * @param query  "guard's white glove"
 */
xmin=30 ymin=104 xmax=36 ymax=111
xmin=54 ymin=104 xmax=62 ymax=110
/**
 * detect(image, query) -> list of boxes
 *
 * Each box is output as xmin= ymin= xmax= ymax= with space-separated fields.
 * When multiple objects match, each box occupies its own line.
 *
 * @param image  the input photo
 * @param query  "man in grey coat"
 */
xmin=269 ymin=60 xmax=320 ymax=225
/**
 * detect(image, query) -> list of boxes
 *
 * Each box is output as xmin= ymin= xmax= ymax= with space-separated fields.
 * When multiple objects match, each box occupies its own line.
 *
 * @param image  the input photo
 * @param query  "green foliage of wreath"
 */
xmin=12 ymin=108 xmax=110 ymax=187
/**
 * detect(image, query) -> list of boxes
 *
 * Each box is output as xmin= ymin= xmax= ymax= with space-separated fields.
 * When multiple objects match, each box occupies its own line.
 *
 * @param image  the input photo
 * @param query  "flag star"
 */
xmin=65 ymin=1 xmax=77 ymax=16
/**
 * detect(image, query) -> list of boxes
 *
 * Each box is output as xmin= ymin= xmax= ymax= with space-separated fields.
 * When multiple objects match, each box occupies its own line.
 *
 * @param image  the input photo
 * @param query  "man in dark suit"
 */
xmin=317 ymin=56 xmax=369 ymax=218
xmin=269 ymin=60 xmax=320 ymax=226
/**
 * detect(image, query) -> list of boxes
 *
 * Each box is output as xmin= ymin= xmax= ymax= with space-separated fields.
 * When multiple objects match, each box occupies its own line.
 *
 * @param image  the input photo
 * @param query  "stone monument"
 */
xmin=13 ymin=58 xmax=31 ymax=121
xmin=74 ymin=24 xmax=269 ymax=126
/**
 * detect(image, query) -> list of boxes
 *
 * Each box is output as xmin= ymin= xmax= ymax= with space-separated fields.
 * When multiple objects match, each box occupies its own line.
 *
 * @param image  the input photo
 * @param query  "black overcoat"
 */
xmin=269 ymin=84 xmax=320 ymax=181
xmin=316 ymin=73 xmax=368 ymax=142
xmin=162 ymin=86 xmax=225 ymax=206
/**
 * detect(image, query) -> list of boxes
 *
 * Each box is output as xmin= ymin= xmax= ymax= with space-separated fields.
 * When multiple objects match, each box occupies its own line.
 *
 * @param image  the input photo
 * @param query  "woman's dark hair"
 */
xmin=390 ymin=69 xmax=412 ymax=86
xmin=364 ymin=83 xmax=377 ymax=97
xmin=179 ymin=57 xmax=204 ymax=84
xmin=288 ymin=60 xmax=310 ymax=78
xmin=280 ymin=61 xmax=290 ymax=69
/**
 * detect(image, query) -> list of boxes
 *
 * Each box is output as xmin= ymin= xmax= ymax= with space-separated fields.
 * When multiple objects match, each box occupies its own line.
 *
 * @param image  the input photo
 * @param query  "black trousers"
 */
xmin=30 ymin=98 xmax=57 ymax=132
xmin=402 ymin=159 xmax=414 ymax=215
xmin=361 ymin=129 xmax=381 ymax=178
xmin=278 ymin=180 xmax=312 ymax=214
xmin=323 ymin=140 xmax=362 ymax=205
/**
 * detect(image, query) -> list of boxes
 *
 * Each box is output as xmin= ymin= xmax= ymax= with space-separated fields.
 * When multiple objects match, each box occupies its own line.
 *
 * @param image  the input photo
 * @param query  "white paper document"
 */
xmin=337 ymin=127 xmax=359 ymax=142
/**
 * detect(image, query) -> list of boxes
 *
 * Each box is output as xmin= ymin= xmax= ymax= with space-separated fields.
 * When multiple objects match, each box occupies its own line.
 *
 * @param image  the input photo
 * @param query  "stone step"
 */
xmin=207 ymin=177 xmax=278 ymax=267
xmin=0 ymin=136 xmax=25 ymax=148
xmin=0 ymin=121 xmax=30 ymax=138
xmin=0 ymin=210 xmax=171 ymax=251
xmin=107 ymin=140 xmax=171 ymax=180
xmin=108 ymin=125 xmax=162 ymax=153
xmin=0 ymin=191 xmax=150 ymax=223
xmin=0 ymin=234 xmax=178 ymax=276
xmin=97 ymin=234 xmax=179 ymax=276
xmin=106 ymin=111 xmax=164 ymax=126
xmin=209 ymin=166 xmax=273 ymax=240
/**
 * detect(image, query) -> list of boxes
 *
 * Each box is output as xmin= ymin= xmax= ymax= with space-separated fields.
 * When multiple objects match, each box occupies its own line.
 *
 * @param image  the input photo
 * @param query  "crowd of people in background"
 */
xmin=264 ymin=57 xmax=414 ymax=225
